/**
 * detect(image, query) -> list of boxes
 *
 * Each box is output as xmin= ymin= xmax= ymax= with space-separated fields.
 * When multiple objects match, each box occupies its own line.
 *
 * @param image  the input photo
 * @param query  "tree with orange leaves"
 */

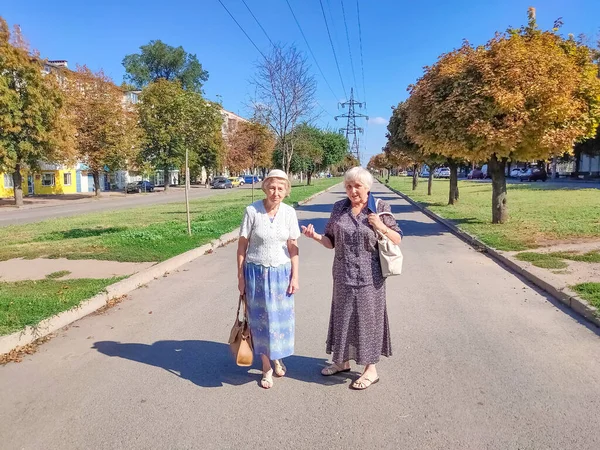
xmin=64 ymin=66 xmax=142 ymax=196
xmin=406 ymin=9 xmax=600 ymax=223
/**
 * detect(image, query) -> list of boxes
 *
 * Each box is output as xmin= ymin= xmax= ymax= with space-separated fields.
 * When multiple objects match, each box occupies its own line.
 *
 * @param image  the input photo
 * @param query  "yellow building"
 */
xmin=0 ymin=163 xmax=78 ymax=198
xmin=0 ymin=172 xmax=28 ymax=198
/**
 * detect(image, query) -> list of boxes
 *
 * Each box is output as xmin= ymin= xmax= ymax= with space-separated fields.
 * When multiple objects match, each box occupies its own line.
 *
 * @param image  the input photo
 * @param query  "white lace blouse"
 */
xmin=240 ymin=200 xmax=301 ymax=267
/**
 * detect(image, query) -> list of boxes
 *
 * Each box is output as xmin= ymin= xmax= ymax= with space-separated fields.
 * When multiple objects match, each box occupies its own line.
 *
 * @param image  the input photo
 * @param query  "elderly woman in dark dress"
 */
xmin=301 ymin=167 xmax=402 ymax=390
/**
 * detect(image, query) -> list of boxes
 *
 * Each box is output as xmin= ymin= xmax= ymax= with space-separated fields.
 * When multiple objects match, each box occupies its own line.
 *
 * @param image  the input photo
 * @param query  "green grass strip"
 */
xmin=0 ymin=278 xmax=121 ymax=335
xmin=572 ymin=283 xmax=600 ymax=310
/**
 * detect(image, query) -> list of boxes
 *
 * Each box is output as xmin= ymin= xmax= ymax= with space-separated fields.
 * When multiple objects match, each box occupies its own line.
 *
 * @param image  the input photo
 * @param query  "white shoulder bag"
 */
xmin=375 ymin=199 xmax=403 ymax=277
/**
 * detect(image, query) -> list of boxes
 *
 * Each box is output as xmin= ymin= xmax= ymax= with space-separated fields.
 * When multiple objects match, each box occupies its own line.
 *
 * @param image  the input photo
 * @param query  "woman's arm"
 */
xmin=301 ymin=224 xmax=334 ymax=249
xmin=237 ymin=237 xmax=249 ymax=295
xmin=287 ymin=239 xmax=299 ymax=294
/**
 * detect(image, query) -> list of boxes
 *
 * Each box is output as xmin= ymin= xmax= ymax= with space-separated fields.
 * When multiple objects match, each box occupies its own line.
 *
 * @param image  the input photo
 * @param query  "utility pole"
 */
xmin=335 ymin=88 xmax=368 ymax=164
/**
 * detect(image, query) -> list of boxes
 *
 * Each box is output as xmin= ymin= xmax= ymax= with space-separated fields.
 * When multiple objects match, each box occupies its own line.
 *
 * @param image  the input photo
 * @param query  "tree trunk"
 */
xmin=573 ymin=148 xmax=581 ymax=177
xmin=386 ymin=167 xmax=391 ymax=184
xmin=93 ymin=171 xmax=101 ymax=197
xmin=307 ymin=171 xmax=312 ymax=186
xmin=448 ymin=161 xmax=459 ymax=205
xmin=489 ymin=154 xmax=508 ymax=224
xmin=427 ymin=171 xmax=433 ymax=195
xmin=163 ymin=167 xmax=170 ymax=192
xmin=412 ymin=164 xmax=419 ymax=190
xmin=12 ymin=164 xmax=23 ymax=207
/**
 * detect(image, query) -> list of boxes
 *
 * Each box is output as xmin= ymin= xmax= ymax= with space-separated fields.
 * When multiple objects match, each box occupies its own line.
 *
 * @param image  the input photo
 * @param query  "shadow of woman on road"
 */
xmin=93 ymin=340 xmax=350 ymax=388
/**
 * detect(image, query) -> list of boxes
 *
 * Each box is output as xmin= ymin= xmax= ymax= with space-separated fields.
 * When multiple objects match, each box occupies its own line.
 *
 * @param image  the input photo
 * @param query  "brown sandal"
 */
xmin=321 ymin=363 xmax=351 ymax=376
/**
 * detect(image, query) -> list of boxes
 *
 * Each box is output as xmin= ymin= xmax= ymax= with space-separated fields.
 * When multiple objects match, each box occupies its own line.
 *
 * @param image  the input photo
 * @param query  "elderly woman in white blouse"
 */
xmin=237 ymin=169 xmax=301 ymax=389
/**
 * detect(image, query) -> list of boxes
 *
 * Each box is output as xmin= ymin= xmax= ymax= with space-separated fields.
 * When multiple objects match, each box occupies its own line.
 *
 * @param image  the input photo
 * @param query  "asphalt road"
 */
xmin=0 ymin=185 xmax=259 ymax=227
xmin=1 ymin=182 xmax=599 ymax=449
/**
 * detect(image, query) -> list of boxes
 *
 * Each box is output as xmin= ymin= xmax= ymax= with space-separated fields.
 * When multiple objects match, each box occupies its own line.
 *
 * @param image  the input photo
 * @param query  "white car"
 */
xmin=510 ymin=168 xmax=525 ymax=178
xmin=435 ymin=167 xmax=451 ymax=178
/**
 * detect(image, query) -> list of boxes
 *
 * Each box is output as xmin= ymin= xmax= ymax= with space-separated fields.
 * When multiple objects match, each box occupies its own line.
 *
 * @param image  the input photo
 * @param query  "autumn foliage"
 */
xmin=404 ymin=9 xmax=600 ymax=223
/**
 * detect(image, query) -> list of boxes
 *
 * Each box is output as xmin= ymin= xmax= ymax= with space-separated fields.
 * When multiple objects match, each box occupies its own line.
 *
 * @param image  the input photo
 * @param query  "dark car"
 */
xmin=520 ymin=168 xmax=547 ymax=182
xmin=213 ymin=177 xmax=233 ymax=189
xmin=468 ymin=168 xmax=485 ymax=179
xmin=243 ymin=175 xmax=260 ymax=184
xmin=126 ymin=180 xmax=155 ymax=193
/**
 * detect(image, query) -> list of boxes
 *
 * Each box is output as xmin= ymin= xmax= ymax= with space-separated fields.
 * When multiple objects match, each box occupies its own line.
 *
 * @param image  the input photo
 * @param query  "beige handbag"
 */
xmin=375 ymin=199 xmax=403 ymax=277
xmin=228 ymin=295 xmax=254 ymax=366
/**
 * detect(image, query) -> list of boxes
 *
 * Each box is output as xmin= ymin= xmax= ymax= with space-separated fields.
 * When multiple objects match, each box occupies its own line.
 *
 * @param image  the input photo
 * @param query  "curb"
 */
xmin=380 ymin=180 xmax=600 ymax=328
xmin=0 ymin=183 xmax=338 ymax=356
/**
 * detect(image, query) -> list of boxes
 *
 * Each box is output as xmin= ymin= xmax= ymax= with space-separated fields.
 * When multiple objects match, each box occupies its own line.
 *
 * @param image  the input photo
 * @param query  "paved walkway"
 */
xmin=1 ymin=182 xmax=599 ymax=449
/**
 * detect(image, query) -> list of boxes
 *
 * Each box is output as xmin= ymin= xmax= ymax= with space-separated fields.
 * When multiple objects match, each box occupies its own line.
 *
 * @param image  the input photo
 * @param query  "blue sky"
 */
xmin=3 ymin=1 xmax=599 ymax=163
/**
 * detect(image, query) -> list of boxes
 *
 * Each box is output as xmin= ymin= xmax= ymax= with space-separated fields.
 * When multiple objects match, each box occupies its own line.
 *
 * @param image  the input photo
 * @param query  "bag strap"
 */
xmin=375 ymin=198 xmax=394 ymax=218
xmin=237 ymin=294 xmax=250 ymax=322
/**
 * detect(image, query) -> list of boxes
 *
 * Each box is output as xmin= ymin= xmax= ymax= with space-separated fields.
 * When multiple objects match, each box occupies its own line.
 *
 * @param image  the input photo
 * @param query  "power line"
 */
xmin=356 ymin=0 xmax=367 ymax=108
xmin=318 ymin=0 xmax=347 ymax=100
xmin=325 ymin=0 xmax=343 ymax=65
xmin=217 ymin=0 xmax=266 ymax=59
xmin=241 ymin=0 xmax=274 ymax=47
xmin=284 ymin=0 xmax=341 ymax=105
xmin=340 ymin=0 xmax=358 ymax=92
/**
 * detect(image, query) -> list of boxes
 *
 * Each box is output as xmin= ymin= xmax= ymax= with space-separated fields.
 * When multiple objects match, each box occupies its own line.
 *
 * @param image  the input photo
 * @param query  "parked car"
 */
xmin=420 ymin=169 xmax=430 ymax=178
xmin=468 ymin=168 xmax=485 ymax=179
xmin=435 ymin=167 xmax=451 ymax=178
xmin=406 ymin=169 xmax=414 ymax=177
xmin=213 ymin=177 xmax=233 ymax=189
xmin=237 ymin=177 xmax=245 ymax=186
xmin=228 ymin=177 xmax=242 ymax=187
xmin=510 ymin=168 xmax=525 ymax=178
xmin=243 ymin=175 xmax=260 ymax=184
xmin=126 ymin=180 xmax=155 ymax=193
xmin=519 ymin=168 xmax=547 ymax=182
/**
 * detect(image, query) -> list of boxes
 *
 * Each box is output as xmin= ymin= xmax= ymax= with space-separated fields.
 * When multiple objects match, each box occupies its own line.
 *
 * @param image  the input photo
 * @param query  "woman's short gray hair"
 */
xmin=344 ymin=166 xmax=374 ymax=189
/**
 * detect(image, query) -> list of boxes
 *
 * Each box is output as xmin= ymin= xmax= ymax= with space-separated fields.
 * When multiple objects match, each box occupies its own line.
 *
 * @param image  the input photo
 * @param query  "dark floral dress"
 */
xmin=324 ymin=197 xmax=402 ymax=365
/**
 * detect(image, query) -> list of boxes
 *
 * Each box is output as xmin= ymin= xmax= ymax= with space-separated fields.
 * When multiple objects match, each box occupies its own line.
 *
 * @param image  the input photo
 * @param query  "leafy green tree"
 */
xmin=273 ymin=125 xmax=348 ymax=184
xmin=123 ymin=40 xmax=208 ymax=92
xmin=137 ymin=80 xmax=221 ymax=191
xmin=0 ymin=17 xmax=73 ymax=206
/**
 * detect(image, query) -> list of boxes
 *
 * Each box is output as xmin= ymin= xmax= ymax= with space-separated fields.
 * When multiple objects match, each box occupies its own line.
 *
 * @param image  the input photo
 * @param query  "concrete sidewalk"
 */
xmin=1 ymin=181 xmax=599 ymax=449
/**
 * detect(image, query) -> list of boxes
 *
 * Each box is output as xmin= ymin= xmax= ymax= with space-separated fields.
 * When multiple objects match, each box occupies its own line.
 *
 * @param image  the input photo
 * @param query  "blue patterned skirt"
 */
xmin=244 ymin=262 xmax=295 ymax=360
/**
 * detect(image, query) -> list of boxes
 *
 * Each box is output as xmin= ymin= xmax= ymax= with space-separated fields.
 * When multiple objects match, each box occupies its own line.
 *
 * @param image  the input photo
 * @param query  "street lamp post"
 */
xmin=185 ymin=147 xmax=191 ymax=236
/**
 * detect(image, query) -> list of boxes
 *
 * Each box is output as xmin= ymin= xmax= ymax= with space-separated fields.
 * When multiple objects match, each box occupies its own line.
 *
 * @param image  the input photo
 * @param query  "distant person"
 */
xmin=237 ymin=169 xmax=300 ymax=389
xmin=301 ymin=167 xmax=402 ymax=390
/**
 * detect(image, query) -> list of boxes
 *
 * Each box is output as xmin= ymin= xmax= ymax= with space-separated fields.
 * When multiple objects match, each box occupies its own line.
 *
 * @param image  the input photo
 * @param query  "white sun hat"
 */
xmin=264 ymin=169 xmax=288 ymax=181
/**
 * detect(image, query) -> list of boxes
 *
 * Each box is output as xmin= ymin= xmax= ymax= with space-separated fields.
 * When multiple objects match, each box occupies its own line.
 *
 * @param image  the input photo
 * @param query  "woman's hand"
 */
xmin=287 ymin=275 xmax=299 ymax=295
xmin=368 ymin=213 xmax=388 ymax=235
xmin=238 ymin=275 xmax=245 ymax=296
xmin=301 ymin=224 xmax=318 ymax=240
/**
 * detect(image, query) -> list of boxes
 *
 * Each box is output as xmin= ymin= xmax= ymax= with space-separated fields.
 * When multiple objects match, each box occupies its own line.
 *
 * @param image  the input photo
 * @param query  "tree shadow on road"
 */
xmin=295 ymin=203 xmax=334 ymax=214
xmin=297 ymin=215 xmax=448 ymax=238
xmin=92 ymin=340 xmax=349 ymax=388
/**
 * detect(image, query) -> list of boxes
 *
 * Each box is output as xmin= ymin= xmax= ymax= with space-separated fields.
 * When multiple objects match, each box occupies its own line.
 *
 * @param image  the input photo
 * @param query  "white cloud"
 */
xmin=368 ymin=117 xmax=387 ymax=125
